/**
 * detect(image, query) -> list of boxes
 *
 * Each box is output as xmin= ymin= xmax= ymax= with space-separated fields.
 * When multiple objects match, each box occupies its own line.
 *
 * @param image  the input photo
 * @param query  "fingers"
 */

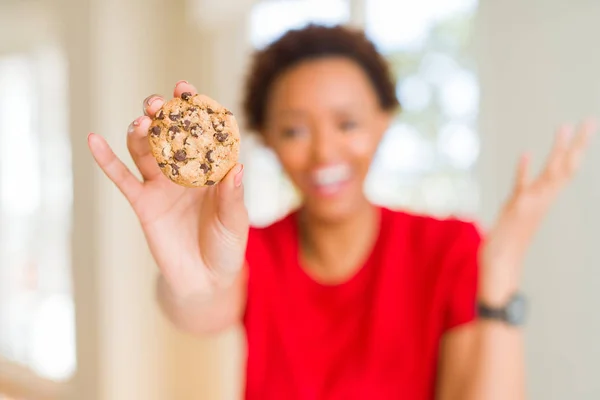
xmin=538 ymin=118 xmax=596 ymax=187
xmin=141 ymin=79 xmax=198 ymax=118
xmin=565 ymin=118 xmax=597 ymax=175
xmin=88 ymin=133 xmax=143 ymax=204
xmin=127 ymin=116 xmax=164 ymax=181
xmin=543 ymin=124 xmax=573 ymax=180
xmin=143 ymin=94 xmax=165 ymax=118
xmin=173 ymin=80 xmax=198 ymax=98
xmin=132 ymin=80 xmax=197 ymax=180
xmin=215 ymin=164 xmax=248 ymax=239
xmin=513 ymin=153 xmax=531 ymax=194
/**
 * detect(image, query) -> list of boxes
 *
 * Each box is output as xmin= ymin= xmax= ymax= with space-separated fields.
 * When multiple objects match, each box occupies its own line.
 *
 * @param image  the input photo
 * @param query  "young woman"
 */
xmin=88 ymin=25 xmax=595 ymax=399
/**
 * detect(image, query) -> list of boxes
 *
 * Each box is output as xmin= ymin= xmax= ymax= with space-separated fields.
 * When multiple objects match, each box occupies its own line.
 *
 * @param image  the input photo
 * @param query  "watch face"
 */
xmin=505 ymin=294 xmax=527 ymax=325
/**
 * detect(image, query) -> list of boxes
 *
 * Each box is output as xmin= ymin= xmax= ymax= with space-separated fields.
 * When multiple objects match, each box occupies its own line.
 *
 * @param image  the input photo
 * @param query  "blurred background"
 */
xmin=0 ymin=0 xmax=599 ymax=399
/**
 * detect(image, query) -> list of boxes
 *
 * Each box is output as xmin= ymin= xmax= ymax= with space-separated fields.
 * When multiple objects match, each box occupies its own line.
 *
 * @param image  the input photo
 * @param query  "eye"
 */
xmin=340 ymin=120 xmax=358 ymax=132
xmin=282 ymin=126 xmax=308 ymax=138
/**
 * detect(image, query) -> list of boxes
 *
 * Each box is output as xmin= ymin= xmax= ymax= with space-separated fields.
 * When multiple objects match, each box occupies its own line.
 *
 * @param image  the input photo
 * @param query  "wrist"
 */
xmin=478 ymin=283 xmax=519 ymax=307
xmin=477 ymin=292 xmax=528 ymax=327
xmin=478 ymin=261 xmax=521 ymax=307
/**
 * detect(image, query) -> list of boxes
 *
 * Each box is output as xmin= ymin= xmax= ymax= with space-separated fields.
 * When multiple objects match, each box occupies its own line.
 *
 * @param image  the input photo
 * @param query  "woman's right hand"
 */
xmin=88 ymin=81 xmax=249 ymax=299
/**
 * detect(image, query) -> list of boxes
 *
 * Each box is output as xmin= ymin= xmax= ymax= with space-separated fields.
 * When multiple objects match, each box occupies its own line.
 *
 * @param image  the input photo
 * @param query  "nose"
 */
xmin=310 ymin=122 xmax=340 ymax=164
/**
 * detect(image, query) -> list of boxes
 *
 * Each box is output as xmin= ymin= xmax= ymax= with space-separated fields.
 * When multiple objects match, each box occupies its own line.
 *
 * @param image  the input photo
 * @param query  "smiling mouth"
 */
xmin=310 ymin=164 xmax=352 ymax=195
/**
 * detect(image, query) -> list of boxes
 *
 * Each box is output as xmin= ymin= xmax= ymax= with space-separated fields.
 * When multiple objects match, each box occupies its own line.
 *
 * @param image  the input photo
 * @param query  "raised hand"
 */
xmin=88 ymin=81 xmax=248 ymax=298
xmin=480 ymin=119 xmax=597 ymax=303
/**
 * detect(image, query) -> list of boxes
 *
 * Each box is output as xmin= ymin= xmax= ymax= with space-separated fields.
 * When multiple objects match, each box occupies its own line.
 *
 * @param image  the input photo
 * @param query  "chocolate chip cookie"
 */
xmin=148 ymin=93 xmax=240 ymax=187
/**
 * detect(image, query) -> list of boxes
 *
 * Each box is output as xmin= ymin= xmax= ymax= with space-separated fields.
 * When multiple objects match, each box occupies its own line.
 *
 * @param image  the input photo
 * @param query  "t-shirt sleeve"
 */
xmin=443 ymin=221 xmax=483 ymax=332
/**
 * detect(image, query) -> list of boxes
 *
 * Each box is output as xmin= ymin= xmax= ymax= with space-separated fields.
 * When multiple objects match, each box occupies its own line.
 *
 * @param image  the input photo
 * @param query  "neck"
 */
xmin=299 ymin=200 xmax=380 ymax=284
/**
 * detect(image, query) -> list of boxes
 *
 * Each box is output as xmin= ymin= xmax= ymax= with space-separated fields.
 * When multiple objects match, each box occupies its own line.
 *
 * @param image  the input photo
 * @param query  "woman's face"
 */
xmin=263 ymin=56 xmax=391 ymax=222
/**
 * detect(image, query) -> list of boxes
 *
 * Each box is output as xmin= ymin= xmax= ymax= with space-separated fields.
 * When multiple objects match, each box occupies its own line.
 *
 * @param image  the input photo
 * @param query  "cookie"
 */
xmin=148 ymin=93 xmax=240 ymax=187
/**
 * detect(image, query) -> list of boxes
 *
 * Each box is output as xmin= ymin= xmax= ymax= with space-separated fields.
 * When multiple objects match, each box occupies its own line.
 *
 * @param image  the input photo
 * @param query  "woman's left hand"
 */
xmin=479 ymin=119 xmax=597 ymax=305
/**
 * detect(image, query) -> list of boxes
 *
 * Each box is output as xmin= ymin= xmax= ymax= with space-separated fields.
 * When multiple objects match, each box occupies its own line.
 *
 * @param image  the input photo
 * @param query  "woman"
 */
xmin=88 ymin=25 xmax=595 ymax=399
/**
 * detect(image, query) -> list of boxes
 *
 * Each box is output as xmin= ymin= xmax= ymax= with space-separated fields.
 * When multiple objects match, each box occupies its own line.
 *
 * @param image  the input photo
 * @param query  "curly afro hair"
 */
xmin=242 ymin=24 xmax=400 ymax=132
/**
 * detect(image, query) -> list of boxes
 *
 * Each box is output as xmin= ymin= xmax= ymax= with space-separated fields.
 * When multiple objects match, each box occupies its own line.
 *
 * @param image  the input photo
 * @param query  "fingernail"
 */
xmin=143 ymin=94 xmax=161 ymax=107
xmin=175 ymin=80 xmax=188 ymax=88
xmin=234 ymin=164 xmax=244 ymax=187
xmin=148 ymin=97 xmax=161 ymax=107
xmin=128 ymin=118 xmax=141 ymax=133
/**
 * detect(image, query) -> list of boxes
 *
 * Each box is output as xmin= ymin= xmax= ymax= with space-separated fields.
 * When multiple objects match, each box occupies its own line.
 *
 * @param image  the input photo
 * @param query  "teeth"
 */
xmin=313 ymin=164 xmax=351 ymax=186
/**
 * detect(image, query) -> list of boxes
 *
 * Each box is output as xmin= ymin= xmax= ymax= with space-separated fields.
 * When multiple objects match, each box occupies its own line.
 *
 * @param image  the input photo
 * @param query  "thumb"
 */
xmin=216 ymin=163 xmax=248 ymax=240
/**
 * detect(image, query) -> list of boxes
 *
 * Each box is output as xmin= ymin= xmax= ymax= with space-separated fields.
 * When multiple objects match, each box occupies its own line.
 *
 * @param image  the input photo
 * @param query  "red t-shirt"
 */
xmin=244 ymin=207 xmax=481 ymax=400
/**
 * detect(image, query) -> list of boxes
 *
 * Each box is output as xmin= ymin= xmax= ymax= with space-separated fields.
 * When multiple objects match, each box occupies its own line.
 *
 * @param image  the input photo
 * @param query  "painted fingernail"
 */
xmin=128 ymin=118 xmax=142 ymax=133
xmin=175 ymin=80 xmax=188 ymax=88
xmin=234 ymin=164 xmax=244 ymax=187
xmin=144 ymin=94 xmax=161 ymax=107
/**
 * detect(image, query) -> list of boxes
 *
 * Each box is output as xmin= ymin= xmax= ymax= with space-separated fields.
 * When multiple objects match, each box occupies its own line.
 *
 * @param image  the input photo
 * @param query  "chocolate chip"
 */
xmin=181 ymin=92 xmax=192 ymax=101
xmin=215 ymin=132 xmax=228 ymax=142
xmin=170 ymin=163 xmax=179 ymax=175
xmin=211 ymin=116 xmax=224 ymax=132
xmin=158 ymin=162 xmax=166 ymax=168
xmin=183 ymin=120 xmax=191 ymax=130
xmin=156 ymin=110 xmax=164 ymax=120
xmin=206 ymin=150 xmax=214 ymax=163
xmin=206 ymin=107 xmax=214 ymax=114
xmin=200 ymin=163 xmax=210 ymax=173
xmin=188 ymin=107 xmax=198 ymax=114
xmin=225 ymin=110 xmax=233 ymax=115
xmin=174 ymin=150 xmax=187 ymax=161
xmin=169 ymin=112 xmax=180 ymax=121
xmin=206 ymin=180 xmax=215 ymax=185
xmin=168 ymin=125 xmax=180 ymax=140
xmin=150 ymin=126 xmax=161 ymax=136
xmin=190 ymin=124 xmax=202 ymax=137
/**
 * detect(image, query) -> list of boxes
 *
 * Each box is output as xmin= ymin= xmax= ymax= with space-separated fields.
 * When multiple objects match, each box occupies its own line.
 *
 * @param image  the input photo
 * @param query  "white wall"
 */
xmin=476 ymin=0 xmax=600 ymax=398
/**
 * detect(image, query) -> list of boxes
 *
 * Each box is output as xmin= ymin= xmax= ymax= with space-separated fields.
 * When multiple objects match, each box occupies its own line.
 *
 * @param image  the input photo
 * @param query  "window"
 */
xmin=0 ymin=45 xmax=75 ymax=384
xmin=249 ymin=0 xmax=350 ymax=49
xmin=364 ymin=0 xmax=480 ymax=217
xmin=245 ymin=0 xmax=480 ymax=224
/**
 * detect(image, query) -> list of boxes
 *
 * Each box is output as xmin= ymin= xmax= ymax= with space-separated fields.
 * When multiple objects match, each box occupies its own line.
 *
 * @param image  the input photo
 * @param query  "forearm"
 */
xmin=463 ymin=320 xmax=525 ymax=400
xmin=156 ymin=270 xmax=246 ymax=335
xmin=463 ymin=260 xmax=526 ymax=400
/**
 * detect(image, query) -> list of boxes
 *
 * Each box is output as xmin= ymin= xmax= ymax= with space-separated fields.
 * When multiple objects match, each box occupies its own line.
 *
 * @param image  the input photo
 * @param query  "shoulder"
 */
xmin=246 ymin=209 xmax=298 ymax=263
xmin=382 ymin=207 xmax=482 ymax=265
xmin=248 ymin=210 xmax=297 ymax=243
xmin=384 ymin=207 xmax=481 ymax=240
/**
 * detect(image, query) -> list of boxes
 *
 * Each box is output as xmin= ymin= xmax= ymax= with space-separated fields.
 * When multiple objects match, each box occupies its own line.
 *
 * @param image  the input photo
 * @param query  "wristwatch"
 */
xmin=477 ymin=293 xmax=527 ymax=326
